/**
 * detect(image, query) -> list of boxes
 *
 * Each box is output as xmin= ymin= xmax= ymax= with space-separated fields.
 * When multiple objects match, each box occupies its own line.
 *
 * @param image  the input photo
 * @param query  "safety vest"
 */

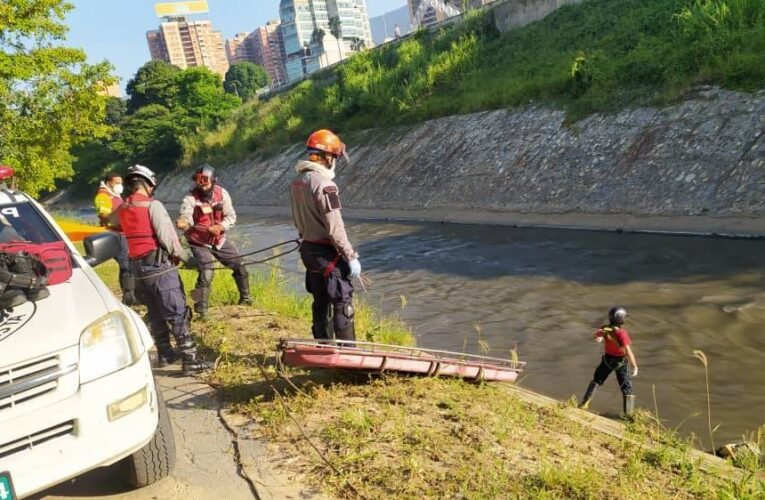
xmin=95 ymin=187 xmax=123 ymax=229
xmin=186 ymin=185 xmax=224 ymax=247
xmin=119 ymin=193 xmax=159 ymax=259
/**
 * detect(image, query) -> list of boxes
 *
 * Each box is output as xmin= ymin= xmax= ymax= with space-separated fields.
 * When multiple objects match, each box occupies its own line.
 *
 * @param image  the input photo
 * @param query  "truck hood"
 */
xmin=0 ymin=269 xmax=108 ymax=365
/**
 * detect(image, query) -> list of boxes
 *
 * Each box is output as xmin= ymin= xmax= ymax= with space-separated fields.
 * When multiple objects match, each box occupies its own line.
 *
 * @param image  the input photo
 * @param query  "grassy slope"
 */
xmin=86 ymin=253 xmax=765 ymax=498
xmin=189 ymin=0 xmax=765 ymax=166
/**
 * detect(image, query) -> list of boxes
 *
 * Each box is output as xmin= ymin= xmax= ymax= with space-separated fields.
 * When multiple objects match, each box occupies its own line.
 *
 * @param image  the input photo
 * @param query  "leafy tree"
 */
xmin=0 ymin=0 xmax=114 ymax=196
xmin=351 ymin=37 xmax=366 ymax=52
xmin=223 ymin=62 xmax=270 ymax=101
xmin=329 ymin=15 xmax=343 ymax=60
xmin=110 ymin=104 xmax=183 ymax=172
xmin=176 ymin=67 xmax=240 ymax=130
xmin=125 ymin=60 xmax=180 ymax=113
xmin=311 ymin=28 xmax=328 ymax=66
xmin=105 ymin=97 xmax=127 ymax=125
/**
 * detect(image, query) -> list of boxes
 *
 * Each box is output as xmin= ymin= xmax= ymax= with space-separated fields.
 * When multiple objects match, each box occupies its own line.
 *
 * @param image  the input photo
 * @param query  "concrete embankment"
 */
xmin=156 ymin=87 xmax=765 ymax=237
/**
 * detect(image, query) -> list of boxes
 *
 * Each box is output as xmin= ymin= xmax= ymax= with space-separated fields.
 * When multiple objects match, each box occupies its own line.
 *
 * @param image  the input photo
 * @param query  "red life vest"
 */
xmin=119 ymin=193 xmax=159 ymax=259
xmin=186 ymin=185 xmax=225 ymax=247
xmin=96 ymin=186 xmax=123 ymax=230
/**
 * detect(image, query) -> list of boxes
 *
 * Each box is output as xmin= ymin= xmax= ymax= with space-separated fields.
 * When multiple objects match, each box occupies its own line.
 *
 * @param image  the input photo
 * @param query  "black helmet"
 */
xmin=126 ymin=164 xmax=157 ymax=187
xmin=192 ymin=164 xmax=215 ymax=182
xmin=609 ymin=306 xmax=627 ymax=325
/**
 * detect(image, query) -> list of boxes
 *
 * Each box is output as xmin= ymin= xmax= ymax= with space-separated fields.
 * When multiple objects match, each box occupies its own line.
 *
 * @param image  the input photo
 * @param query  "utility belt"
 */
xmin=131 ymin=248 xmax=168 ymax=266
xmin=302 ymin=238 xmax=333 ymax=246
xmin=603 ymin=354 xmax=626 ymax=371
xmin=300 ymin=240 xmax=341 ymax=278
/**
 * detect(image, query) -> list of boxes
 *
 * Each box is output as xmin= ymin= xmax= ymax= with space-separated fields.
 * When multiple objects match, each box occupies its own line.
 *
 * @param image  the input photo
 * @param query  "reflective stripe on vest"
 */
xmin=119 ymin=193 xmax=159 ymax=258
xmin=186 ymin=185 xmax=224 ymax=247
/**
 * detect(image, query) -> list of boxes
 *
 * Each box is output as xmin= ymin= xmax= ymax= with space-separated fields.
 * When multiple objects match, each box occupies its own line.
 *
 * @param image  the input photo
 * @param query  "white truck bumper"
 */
xmin=0 ymin=353 xmax=158 ymax=499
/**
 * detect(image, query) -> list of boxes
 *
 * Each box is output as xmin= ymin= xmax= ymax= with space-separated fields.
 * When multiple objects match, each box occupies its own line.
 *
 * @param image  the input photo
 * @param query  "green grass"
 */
xmin=81 ymin=238 xmax=765 ymax=498
xmin=187 ymin=0 xmax=765 ymax=167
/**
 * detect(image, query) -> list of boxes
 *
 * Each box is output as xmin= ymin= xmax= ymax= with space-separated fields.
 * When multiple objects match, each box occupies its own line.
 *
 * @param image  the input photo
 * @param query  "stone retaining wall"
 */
xmin=155 ymin=87 xmax=765 ymax=231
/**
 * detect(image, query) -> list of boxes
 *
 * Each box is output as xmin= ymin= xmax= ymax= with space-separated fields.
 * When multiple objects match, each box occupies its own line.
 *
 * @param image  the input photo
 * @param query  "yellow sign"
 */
xmin=154 ymin=1 xmax=209 ymax=17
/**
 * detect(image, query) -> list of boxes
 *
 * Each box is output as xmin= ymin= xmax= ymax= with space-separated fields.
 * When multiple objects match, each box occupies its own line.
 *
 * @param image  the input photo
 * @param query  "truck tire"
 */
xmin=124 ymin=384 xmax=177 ymax=488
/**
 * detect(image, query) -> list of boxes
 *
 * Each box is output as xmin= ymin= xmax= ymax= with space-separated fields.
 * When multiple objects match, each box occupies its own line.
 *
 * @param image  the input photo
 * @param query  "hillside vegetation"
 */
xmin=188 ymin=0 xmax=765 ymax=167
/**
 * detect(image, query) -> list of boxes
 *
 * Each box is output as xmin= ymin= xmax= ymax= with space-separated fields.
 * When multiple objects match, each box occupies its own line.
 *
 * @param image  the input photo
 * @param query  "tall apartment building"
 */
xmin=251 ymin=21 xmax=288 ymax=87
xmin=279 ymin=0 xmax=374 ymax=83
xmin=407 ymin=0 xmax=464 ymax=29
xmin=225 ymin=32 xmax=257 ymax=63
xmin=146 ymin=17 xmax=229 ymax=77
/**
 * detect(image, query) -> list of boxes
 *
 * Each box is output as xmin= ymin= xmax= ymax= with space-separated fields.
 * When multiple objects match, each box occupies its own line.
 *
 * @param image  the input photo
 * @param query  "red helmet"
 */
xmin=306 ymin=129 xmax=346 ymax=158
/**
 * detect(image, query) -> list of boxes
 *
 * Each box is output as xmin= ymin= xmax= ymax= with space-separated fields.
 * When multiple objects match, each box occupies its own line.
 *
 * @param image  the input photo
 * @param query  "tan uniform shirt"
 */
xmin=289 ymin=160 xmax=358 ymax=261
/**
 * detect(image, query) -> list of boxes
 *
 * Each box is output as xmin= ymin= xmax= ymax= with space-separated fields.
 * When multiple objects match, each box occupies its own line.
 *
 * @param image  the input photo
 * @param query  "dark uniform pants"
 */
xmin=115 ymin=234 xmax=130 ymax=276
xmin=299 ymin=242 xmax=355 ymax=341
xmin=131 ymin=259 xmax=192 ymax=349
xmin=190 ymin=239 xmax=248 ymax=290
xmin=592 ymin=354 xmax=634 ymax=396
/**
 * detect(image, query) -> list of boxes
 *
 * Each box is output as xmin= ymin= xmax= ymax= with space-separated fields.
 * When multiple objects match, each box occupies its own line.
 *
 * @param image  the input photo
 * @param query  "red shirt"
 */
xmin=595 ymin=326 xmax=631 ymax=356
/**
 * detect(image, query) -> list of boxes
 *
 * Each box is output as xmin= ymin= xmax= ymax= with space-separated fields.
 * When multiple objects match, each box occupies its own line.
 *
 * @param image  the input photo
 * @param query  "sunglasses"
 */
xmin=195 ymin=174 xmax=211 ymax=184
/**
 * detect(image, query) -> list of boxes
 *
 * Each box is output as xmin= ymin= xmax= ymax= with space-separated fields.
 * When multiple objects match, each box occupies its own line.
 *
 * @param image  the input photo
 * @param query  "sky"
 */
xmin=65 ymin=0 xmax=407 ymax=92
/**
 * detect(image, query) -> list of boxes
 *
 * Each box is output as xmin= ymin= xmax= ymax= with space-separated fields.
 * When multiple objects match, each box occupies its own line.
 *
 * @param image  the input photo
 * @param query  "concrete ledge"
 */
xmin=200 ymin=204 xmax=765 ymax=239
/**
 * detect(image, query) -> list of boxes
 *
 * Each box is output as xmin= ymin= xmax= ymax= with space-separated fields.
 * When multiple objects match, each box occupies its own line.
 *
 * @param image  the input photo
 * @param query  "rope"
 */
xmin=255 ymin=359 xmax=368 ymax=500
xmin=131 ymin=239 xmax=301 ymax=281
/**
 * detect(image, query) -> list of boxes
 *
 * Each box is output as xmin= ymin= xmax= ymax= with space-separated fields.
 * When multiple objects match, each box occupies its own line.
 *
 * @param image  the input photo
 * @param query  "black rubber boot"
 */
xmin=623 ymin=394 xmax=636 ymax=418
xmin=234 ymin=271 xmax=252 ymax=305
xmin=119 ymin=273 xmax=138 ymax=306
xmin=578 ymin=380 xmax=599 ymax=409
xmin=152 ymin=330 xmax=180 ymax=368
xmin=0 ymin=289 xmax=27 ymax=309
xmin=335 ymin=321 xmax=356 ymax=342
xmin=181 ymin=347 xmax=213 ymax=376
xmin=8 ymin=252 xmax=49 ymax=302
xmin=193 ymin=287 xmax=210 ymax=319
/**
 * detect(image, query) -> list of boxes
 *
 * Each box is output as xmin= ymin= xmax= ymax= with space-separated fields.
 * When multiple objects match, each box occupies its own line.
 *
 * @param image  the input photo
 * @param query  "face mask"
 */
xmin=112 ymin=184 xmax=124 ymax=195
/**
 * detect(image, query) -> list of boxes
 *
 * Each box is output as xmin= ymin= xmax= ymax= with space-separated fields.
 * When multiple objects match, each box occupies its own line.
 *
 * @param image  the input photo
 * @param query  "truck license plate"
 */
xmin=0 ymin=472 xmax=15 ymax=500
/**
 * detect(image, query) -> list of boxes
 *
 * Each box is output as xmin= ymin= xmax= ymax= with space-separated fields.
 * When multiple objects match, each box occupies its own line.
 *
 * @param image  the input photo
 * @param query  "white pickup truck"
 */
xmin=0 ymin=175 xmax=175 ymax=499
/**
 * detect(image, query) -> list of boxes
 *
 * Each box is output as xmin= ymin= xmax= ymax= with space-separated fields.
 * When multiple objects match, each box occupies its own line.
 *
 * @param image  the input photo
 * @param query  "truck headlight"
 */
xmin=80 ymin=312 xmax=140 ymax=384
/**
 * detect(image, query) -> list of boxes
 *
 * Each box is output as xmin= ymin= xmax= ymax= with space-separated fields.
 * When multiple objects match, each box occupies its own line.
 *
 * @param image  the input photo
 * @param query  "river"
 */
xmin=233 ymin=215 xmax=765 ymax=450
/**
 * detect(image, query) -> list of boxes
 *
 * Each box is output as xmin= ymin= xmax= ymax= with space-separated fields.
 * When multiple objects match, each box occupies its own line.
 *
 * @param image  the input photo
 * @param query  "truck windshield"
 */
xmin=0 ymin=204 xmax=59 ymax=243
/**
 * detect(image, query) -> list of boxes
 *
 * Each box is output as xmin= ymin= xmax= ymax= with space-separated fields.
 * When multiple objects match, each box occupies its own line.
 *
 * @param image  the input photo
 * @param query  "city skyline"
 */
xmin=66 ymin=0 xmax=406 ymax=92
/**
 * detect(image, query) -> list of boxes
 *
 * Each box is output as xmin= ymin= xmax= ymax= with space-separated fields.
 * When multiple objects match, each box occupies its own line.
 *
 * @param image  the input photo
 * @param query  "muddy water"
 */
xmin=235 ymin=216 xmax=765 ymax=449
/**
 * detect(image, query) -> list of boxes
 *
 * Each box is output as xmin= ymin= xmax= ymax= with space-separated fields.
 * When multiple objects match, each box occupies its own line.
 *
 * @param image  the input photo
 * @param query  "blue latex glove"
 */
xmin=348 ymin=258 xmax=361 ymax=279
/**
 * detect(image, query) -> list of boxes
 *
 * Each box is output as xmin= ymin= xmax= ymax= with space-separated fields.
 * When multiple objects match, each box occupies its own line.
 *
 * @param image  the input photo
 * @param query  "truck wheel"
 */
xmin=124 ymin=384 xmax=177 ymax=488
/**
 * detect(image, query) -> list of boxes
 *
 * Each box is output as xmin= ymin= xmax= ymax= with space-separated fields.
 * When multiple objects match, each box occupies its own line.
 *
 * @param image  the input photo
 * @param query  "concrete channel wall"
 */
xmin=156 ymin=87 xmax=765 ymax=236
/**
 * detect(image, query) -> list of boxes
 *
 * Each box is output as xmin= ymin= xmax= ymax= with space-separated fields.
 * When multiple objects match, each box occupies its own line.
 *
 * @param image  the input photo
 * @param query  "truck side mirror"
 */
xmin=83 ymin=232 xmax=120 ymax=267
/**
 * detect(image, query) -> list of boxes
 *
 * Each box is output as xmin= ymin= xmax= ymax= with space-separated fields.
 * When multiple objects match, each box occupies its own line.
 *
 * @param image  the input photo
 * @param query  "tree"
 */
xmin=223 ymin=62 xmax=270 ymax=101
xmin=0 ymin=0 xmax=114 ymax=196
xmin=311 ymin=28 xmax=328 ymax=66
xmin=328 ymin=16 xmax=343 ymax=61
xmin=111 ymin=104 xmax=183 ymax=172
xmin=125 ymin=60 xmax=180 ymax=113
xmin=105 ymin=97 xmax=127 ymax=125
xmin=176 ymin=67 xmax=240 ymax=130
xmin=350 ymin=37 xmax=366 ymax=52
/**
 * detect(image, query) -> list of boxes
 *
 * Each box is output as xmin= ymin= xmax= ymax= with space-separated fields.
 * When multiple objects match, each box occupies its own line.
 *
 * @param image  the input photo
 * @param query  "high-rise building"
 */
xmin=146 ymin=4 xmax=229 ymax=77
xmin=279 ymin=0 xmax=374 ymax=83
xmin=407 ymin=0 xmax=462 ymax=29
xmin=226 ymin=32 xmax=257 ymax=63
xmin=251 ymin=21 xmax=288 ymax=88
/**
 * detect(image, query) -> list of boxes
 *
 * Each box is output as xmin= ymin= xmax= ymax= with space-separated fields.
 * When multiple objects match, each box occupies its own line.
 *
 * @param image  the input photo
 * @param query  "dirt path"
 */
xmin=33 ymin=363 xmax=320 ymax=500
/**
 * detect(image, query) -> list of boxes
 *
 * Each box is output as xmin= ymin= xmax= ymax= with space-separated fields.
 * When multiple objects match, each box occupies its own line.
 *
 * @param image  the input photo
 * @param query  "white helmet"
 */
xmin=126 ymin=164 xmax=158 ymax=187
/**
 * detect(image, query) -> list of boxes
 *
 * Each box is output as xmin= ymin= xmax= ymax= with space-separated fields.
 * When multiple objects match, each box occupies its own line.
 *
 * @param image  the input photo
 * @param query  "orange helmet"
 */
xmin=306 ymin=129 xmax=346 ymax=158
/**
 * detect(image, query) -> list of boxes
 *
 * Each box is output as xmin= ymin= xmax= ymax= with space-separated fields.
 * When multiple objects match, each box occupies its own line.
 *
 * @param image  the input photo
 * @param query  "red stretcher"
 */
xmin=278 ymin=338 xmax=525 ymax=382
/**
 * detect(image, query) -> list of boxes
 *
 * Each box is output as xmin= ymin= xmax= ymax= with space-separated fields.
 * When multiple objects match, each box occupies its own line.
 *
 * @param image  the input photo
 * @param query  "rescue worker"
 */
xmin=175 ymin=164 xmax=251 ymax=319
xmin=289 ymin=129 xmax=361 ymax=341
xmin=579 ymin=306 xmax=639 ymax=417
xmin=115 ymin=164 xmax=210 ymax=375
xmin=94 ymin=172 xmax=137 ymax=305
